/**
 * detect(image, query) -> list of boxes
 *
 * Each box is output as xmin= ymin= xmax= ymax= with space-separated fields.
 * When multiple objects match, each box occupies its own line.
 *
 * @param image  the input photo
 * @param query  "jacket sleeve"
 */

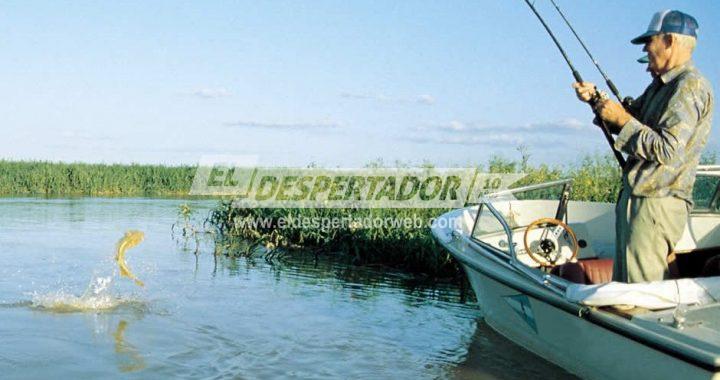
xmin=614 ymin=77 xmax=710 ymax=165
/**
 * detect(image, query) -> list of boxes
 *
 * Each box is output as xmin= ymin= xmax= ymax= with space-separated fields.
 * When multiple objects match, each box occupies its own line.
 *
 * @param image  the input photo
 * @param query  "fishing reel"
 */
xmin=589 ymin=88 xmax=627 ymax=135
xmin=623 ymin=96 xmax=635 ymax=108
xmin=589 ymin=87 xmax=610 ymax=106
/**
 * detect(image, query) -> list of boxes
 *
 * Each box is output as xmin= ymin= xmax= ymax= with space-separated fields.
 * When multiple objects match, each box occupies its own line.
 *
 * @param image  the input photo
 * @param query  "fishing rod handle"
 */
xmin=606 ymin=80 xmax=622 ymax=102
xmin=572 ymin=70 xmax=583 ymax=83
xmin=599 ymin=121 xmax=627 ymax=167
xmin=587 ymin=90 xmax=626 ymax=167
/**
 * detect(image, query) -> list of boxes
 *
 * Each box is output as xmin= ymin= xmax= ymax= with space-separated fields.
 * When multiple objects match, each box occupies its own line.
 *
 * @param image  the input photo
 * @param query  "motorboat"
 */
xmin=431 ymin=166 xmax=720 ymax=379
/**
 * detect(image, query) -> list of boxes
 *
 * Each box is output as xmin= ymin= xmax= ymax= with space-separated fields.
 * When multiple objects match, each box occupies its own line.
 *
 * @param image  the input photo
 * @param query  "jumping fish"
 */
xmin=115 ymin=230 xmax=145 ymax=287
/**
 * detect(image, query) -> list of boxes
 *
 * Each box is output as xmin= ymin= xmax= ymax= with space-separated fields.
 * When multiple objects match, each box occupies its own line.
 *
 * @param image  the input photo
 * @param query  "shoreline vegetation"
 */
xmin=0 ymin=155 xmax=630 ymax=199
xmin=208 ymin=153 xmax=717 ymax=281
xmin=0 ymin=160 xmax=195 ymax=196
xmin=4 ymin=154 xmax=716 ymax=282
xmin=208 ymin=155 xmax=626 ymax=280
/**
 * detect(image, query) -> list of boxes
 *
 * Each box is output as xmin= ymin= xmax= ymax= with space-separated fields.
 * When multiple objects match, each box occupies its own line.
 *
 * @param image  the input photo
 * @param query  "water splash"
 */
xmin=30 ymin=276 xmax=124 ymax=312
xmin=28 ymin=230 xmax=147 ymax=313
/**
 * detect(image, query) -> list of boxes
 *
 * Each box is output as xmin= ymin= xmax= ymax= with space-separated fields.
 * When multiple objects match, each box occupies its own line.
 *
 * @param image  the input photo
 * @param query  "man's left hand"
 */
xmin=595 ymin=99 xmax=632 ymax=127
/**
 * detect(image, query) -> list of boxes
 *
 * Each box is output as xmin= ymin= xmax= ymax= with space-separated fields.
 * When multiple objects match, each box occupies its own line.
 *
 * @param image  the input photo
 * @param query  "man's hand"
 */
xmin=572 ymin=82 xmax=597 ymax=103
xmin=595 ymin=99 xmax=632 ymax=127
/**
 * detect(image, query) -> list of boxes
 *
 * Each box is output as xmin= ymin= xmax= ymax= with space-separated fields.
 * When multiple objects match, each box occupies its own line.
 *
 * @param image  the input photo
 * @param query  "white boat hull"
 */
xmin=433 ymin=207 xmax=719 ymax=380
xmin=461 ymin=260 xmax=715 ymax=380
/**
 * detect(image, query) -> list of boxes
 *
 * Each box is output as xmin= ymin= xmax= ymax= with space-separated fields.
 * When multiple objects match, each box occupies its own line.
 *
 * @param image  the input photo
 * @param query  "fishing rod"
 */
xmin=523 ymin=0 xmax=626 ymax=168
xmin=549 ymin=0 xmax=623 ymax=103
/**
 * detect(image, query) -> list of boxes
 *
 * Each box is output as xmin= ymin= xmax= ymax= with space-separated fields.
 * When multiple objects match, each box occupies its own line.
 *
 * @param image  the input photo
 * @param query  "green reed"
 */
xmin=0 ymin=160 xmax=195 ymax=196
xmin=208 ymin=205 xmax=458 ymax=277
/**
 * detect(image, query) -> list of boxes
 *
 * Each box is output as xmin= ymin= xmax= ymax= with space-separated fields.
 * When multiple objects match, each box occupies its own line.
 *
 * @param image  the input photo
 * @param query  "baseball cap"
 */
xmin=631 ymin=10 xmax=699 ymax=45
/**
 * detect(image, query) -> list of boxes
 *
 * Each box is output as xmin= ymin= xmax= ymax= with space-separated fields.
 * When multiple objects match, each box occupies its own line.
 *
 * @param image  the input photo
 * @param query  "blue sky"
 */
xmin=1 ymin=1 xmax=718 ymax=166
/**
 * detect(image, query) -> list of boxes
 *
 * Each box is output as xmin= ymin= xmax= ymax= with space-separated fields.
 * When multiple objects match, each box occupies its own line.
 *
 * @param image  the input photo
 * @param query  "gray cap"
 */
xmin=631 ymin=10 xmax=699 ymax=45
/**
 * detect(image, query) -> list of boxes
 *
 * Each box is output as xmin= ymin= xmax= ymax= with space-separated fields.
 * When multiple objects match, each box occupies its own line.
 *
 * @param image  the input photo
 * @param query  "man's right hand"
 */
xmin=572 ymin=82 xmax=597 ymax=103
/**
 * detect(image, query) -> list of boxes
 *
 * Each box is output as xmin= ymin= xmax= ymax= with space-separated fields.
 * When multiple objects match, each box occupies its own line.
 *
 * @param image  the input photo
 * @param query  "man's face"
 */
xmin=643 ymin=34 xmax=671 ymax=76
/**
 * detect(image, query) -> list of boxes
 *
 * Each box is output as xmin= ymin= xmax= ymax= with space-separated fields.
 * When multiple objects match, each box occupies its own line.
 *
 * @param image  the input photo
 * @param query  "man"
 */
xmin=573 ymin=10 xmax=714 ymax=283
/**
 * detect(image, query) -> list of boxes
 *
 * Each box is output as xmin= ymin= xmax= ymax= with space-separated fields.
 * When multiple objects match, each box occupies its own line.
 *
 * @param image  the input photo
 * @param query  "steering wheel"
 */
xmin=523 ymin=218 xmax=578 ymax=267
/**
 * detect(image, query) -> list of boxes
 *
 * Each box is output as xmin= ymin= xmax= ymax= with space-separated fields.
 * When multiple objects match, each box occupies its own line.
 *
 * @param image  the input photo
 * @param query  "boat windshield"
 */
xmin=692 ymin=167 xmax=720 ymax=213
xmin=470 ymin=179 xmax=572 ymax=252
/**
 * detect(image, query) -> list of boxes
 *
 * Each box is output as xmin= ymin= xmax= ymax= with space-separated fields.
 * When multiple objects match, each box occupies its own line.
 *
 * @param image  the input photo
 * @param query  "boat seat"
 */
xmin=551 ymin=258 xmax=614 ymax=285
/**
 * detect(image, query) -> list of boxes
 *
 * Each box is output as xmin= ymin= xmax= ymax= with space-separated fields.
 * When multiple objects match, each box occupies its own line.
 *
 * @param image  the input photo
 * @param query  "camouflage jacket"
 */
xmin=615 ymin=62 xmax=714 ymax=204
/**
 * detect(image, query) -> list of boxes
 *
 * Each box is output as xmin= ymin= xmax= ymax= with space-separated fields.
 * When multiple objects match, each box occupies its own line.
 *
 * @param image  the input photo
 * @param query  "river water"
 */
xmin=0 ymin=198 xmax=575 ymax=379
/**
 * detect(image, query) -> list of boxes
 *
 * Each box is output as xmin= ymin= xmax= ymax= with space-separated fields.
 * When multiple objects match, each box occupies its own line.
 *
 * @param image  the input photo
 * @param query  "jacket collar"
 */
xmin=660 ymin=61 xmax=693 ymax=84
